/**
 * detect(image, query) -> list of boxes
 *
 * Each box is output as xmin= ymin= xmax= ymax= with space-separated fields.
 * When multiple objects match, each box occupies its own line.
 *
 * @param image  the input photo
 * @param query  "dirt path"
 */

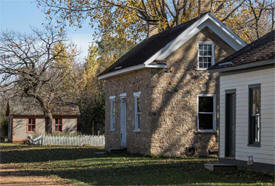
xmin=0 ymin=168 xmax=70 ymax=186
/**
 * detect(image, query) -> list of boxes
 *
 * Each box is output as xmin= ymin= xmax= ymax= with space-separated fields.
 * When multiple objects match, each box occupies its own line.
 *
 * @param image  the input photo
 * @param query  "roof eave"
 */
xmin=98 ymin=12 xmax=246 ymax=80
xmin=207 ymin=13 xmax=247 ymax=47
xmin=209 ymin=59 xmax=275 ymax=73
xmin=98 ymin=64 xmax=167 ymax=80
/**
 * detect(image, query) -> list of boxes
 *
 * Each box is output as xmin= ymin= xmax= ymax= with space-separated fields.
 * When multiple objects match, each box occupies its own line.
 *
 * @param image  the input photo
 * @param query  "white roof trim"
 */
xmin=98 ymin=64 xmax=145 ymax=80
xmin=145 ymin=13 xmax=245 ymax=64
xmin=207 ymin=14 xmax=246 ymax=47
xmin=98 ymin=64 xmax=167 ymax=80
xmin=144 ymin=64 xmax=167 ymax=68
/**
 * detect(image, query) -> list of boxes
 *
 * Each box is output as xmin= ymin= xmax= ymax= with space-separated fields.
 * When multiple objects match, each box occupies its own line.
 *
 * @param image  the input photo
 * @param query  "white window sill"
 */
xmin=195 ymin=130 xmax=216 ymax=134
xmin=197 ymin=68 xmax=209 ymax=71
xmin=133 ymin=129 xmax=141 ymax=133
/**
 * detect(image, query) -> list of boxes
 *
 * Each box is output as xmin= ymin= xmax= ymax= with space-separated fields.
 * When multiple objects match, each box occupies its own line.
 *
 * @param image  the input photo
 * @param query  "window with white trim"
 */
xmin=134 ymin=92 xmax=141 ymax=131
xmin=197 ymin=94 xmax=216 ymax=131
xmin=248 ymin=84 xmax=261 ymax=145
xmin=109 ymin=96 xmax=116 ymax=131
xmin=198 ymin=42 xmax=214 ymax=69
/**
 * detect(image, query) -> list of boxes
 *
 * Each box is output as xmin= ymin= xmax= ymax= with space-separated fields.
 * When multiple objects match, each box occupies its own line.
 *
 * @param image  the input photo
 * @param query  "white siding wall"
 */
xmin=219 ymin=67 xmax=275 ymax=165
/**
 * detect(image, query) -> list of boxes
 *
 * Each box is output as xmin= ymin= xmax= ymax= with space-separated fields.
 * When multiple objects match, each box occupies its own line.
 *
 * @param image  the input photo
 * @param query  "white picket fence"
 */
xmin=38 ymin=135 xmax=105 ymax=146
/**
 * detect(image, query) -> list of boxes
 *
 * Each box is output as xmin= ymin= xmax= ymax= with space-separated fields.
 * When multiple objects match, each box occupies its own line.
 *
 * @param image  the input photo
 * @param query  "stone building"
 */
xmin=6 ymin=97 xmax=80 ymax=142
xmin=98 ymin=12 xmax=246 ymax=156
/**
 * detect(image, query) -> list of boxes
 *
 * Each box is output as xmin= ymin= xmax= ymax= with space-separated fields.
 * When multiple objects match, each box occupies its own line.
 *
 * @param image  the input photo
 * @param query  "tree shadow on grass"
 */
xmin=0 ymin=160 xmax=273 ymax=185
xmin=0 ymin=145 xmax=107 ymax=164
xmin=1 ymin=145 xmax=273 ymax=185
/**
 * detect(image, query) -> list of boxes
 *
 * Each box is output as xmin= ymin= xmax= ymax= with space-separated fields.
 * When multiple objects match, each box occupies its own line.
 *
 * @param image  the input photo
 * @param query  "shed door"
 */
xmin=225 ymin=91 xmax=236 ymax=158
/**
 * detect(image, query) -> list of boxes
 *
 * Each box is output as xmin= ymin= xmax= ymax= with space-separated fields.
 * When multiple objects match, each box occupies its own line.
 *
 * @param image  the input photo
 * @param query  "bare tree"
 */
xmin=0 ymin=27 xmax=76 ymax=133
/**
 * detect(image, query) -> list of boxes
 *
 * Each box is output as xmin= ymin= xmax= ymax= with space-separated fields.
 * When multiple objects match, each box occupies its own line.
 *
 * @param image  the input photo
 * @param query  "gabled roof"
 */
xmin=98 ymin=12 xmax=246 ymax=80
xmin=7 ymin=97 xmax=80 ymax=116
xmin=209 ymin=30 xmax=275 ymax=72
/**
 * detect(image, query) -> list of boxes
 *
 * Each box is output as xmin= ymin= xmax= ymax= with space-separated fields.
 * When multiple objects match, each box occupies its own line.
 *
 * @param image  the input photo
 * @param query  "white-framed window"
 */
xmin=248 ymin=84 xmax=261 ymax=146
xmin=109 ymin=96 xmax=116 ymax=131
xmin=197 ymin=94 xmax=216 ymax=132
xmin=197 ymin=41 xmax=215 ymax=70
xmin=133 ymin=92 xmax=141 ymax=132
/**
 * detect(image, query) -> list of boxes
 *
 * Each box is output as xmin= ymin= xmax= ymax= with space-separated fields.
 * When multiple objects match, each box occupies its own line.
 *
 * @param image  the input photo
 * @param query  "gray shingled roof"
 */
xmin=210 ymin=30 xmax=275 ymax=70
xmin=8 ymin=97 xmax=80 ymax=116
xmin=99 ymin=13 xmax=209 ymax=76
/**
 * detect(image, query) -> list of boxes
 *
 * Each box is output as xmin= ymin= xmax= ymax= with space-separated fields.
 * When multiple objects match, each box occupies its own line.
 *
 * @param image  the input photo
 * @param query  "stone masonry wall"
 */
xmin=104 ymin=69 xmax=153 ymax=154
xmin=149 ymin=28 xmax=235 ymax=156
xmin=104 ymin=27 xmax=235 ymax=156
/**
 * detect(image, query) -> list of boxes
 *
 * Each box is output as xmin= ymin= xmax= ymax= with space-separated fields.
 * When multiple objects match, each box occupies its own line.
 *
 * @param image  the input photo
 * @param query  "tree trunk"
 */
xmin=45 ymin=112 xmax=53 ymax=134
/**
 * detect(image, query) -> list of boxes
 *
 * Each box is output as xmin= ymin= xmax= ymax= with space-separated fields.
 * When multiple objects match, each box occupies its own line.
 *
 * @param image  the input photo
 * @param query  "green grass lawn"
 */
xmin=0 ymin=143 xmax=274 ymax=185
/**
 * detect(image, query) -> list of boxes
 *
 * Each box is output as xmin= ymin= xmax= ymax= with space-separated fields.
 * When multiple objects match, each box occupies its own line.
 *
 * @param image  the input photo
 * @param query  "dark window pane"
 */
xmin=56 ymin=125 xmax=62 ymax=131
xmin=137 ymin=97 xmax=141 ymax=112
xmin=137 ymin=113 xmax=140 ymax=129
xmin=199 ymin=62 xmax=203 ymax=68
xmin=249 ymin=85 xmax=261 ymax=144
xmin=199 ymin=114 xmax=213 ymax=130
xmin=55 ymin=118 xmax=62 ymax=131
xmin=199 ymin=97 xmax=213 ymax=112
xmin=28 ymin=119 xmax=35 ymax=131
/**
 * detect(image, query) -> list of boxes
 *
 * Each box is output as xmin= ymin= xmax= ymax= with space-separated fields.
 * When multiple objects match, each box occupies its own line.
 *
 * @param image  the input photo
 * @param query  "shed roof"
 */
xmin=210 ymin=30 xmax=275 ymax=71
xmin=7 ymin=97 xmax=80 ymax=116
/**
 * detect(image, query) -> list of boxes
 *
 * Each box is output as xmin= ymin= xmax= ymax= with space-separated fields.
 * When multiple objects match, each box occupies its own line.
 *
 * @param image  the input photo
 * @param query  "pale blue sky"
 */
xmin=0 ymin=0 xmax=93 ymax=61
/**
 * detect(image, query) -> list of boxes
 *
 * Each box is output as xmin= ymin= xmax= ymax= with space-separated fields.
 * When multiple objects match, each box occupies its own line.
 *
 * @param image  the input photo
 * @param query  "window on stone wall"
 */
xmin=110 ymin=96 xmax=116 ymax=131
xmin=27 ymin=118 xmax=36 ymax=132
xmin=55 ymin=118 xmax=62 ymax=132
xmin=134 ymin=92 xmax=141 ymax=132
xmin=198 ymin=42 xmax=214 ymax=70
xmin=197 ymin=94 xmax=216 ymax=131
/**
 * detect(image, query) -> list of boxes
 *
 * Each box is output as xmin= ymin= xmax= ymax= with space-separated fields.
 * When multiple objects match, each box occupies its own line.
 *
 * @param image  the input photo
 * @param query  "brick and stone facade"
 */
xmin=104 ymin=28 xmax=235 ymax=156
